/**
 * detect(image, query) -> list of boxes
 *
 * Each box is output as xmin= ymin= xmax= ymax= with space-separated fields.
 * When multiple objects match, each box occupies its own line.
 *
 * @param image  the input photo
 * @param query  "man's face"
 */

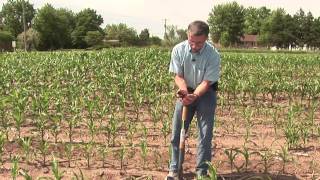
xmin=188 ymin=32 xmax=207 ymax=53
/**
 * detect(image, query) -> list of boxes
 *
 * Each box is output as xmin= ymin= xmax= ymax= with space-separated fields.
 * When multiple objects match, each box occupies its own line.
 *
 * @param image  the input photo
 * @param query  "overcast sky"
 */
xmin=0 ymin=0 xmax=319 ymax=38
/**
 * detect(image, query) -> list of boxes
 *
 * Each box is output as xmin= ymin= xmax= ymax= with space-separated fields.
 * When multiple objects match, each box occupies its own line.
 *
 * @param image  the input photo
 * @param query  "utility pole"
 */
xmin=164 ymin=18 xmax=167 ymax=39
xmin=22 ymin=0 xmax=27 ymax=51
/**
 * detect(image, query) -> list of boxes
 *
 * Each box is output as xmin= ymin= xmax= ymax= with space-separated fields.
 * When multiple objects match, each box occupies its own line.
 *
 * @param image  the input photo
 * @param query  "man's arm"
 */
xmin=175 ymin=74 xmax=188 ymax=95
xmin=193 ymin=80 xmax=211 ymax=97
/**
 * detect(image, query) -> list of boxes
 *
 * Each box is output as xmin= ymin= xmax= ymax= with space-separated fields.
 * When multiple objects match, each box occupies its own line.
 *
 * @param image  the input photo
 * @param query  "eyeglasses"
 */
xmin=188 ymin=40 xmax=205 ymax=46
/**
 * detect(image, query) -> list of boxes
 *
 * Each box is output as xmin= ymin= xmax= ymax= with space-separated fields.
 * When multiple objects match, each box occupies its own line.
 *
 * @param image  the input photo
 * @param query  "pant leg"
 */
xmin=195 ymin=89 xmax=217 ymax=175
xmin=169 ymin=99 xmax=195 ymax=172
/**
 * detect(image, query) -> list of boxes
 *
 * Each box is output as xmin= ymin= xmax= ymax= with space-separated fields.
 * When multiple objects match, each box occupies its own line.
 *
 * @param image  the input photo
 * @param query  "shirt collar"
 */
xmin=187 ymin=41 xmax=207 ymax=55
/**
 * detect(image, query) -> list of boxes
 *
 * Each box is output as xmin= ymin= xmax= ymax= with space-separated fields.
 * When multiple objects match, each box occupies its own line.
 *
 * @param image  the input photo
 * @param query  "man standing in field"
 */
xmin=166 ymin=20 xmax=220 ymax=178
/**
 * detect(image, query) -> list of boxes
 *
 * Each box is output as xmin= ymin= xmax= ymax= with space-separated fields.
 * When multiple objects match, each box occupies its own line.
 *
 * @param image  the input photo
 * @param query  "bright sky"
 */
xmin=0 ymin=0 xmax=319 ymax=38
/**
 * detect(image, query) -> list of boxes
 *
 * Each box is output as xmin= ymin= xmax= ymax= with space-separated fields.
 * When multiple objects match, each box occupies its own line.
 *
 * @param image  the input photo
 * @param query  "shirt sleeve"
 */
xmin=203 ymin=51 xmax=220 ymax=84
xmin=169 ymin=47 xmax=183 ymax=76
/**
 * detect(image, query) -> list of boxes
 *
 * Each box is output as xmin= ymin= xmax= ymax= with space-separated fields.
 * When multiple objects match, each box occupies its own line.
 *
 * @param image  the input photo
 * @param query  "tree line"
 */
xmin=1 ymin=1 xmax=319 ymax=51
xmin=208 ymin=1 xmax=320 ymax=49
xmin=0 ymin=0 xmax=174 ymax=51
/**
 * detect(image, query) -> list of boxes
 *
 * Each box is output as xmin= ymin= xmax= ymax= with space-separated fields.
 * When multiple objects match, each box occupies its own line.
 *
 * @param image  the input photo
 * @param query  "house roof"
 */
xmin=240 ymin=34 xmax=258 ymax=42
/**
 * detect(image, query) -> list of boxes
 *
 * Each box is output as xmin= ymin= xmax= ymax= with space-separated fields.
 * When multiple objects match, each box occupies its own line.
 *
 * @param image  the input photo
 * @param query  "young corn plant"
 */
xmin=51 ymin=154 xmax=65 ymax=180
xmin=271 ymin=108 xmax=281 ymax=137
xmin=19 ymin=137 xmax=32 ymax=164
xmin=0 ymin=132 xmax=6 ymax=163
xmin=98 ymin=143 xmax=109 ymax=168
xmin=117 ymin=143 xmax=127 ymax=171
xmin=20 ymin=169 xmax=32 ymax=180
xmin=140 ymin=138 xmax=148 ymax=169
xmin=67 ymin=99 xmax=80 ymax=143
xmin=107 ymin=114 xmax=119 ymax=147
xmin=83 ymin=140 xmax=95 ymax=168
xmin=12 ymin=106 xmax=24 ymax=139
xmin=39 ymin=140 xmax=49 ymax=166
xmin=224 ymin=148 xmax=239 ymax=173
xmin=85 ymin=97 xmax=97 ymax=141
xmin=283 ymin=108 xmax=300 ymax=149
xmin=243 ymin=107 xmax=254 ymax=143
xmin=50 ymin=114 xmax=62 ymax=144
xmin=300 ymin=122 xmax=310 ymax=148
xmin=161 ymin=118 xmax=170 ymax=144
xmin=257 ymin=149 xmax=274 ymax=174
xmin=64 ymin=143 xmax=74 ymax=168
xmin=51 ymin=98 xmax=63 ymax=144
xmin=126 ymin=121 xmax=137 ymax=146
xmin=235 ymin=144 xmax=252 ymax=172
xmin=0 ymin=97 xmax=10 ymax=141
xmin=277 ymin=145 xmax=293 ymax=173
xmin=10 ymin=155 xmax=20 ymax=180
xmin=10 ymin=89 xmax=28 ymax=140
xmin=205 ymin=161 xmax=218 ymax=180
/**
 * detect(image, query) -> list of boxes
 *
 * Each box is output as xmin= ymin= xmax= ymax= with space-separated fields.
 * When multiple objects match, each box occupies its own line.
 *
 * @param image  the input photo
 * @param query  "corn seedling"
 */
xmin=257 ymin=149 xmax=274 ymax=173
xmin=39 ymin=140 xmax=49 ymax=166
xmin=10 ymin=155 xmax=20 ymax=180
xmin=235 ymin=144 xmax=252 ymax=172
xmin=206 ymin=161 xmax=218 ymax=180
xmin=64 ymin=143 xmax=74 ymax=168
xmin=277 ymin=145 xmax=292 ymax=173
xmin=83 ymin=140 xmax=95 ymax=168
xmin=140 ymin=138 xmax=148 ymax=169
xmin=20 ymin=169 xmax=32 ymax=180
xmin=224 ymin=148 xmax=239 ymax=172
xmin=161 ymin=118 xmax=170 ymax=144
xmin=51 ymin=154 xmax=65 ymax=180
xmin=98 ymin=144 xmax=109 ymax=168
xmin=19 ymin=137 xmax=32 ymax=163
xmin=0 ymin=132 xmax=6 ymax=163
xmin=118 ymin=144 xmax=127 ymax=170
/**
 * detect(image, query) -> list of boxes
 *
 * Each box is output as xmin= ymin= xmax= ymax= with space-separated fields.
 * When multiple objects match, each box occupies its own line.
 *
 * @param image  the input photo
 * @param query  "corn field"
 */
xmin=0 ymin=48 xmax=320 ymax=179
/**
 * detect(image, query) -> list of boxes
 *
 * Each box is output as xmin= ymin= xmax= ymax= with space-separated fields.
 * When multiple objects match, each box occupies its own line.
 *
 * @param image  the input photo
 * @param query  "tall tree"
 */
xmin=139 ymin=28 xmax=150 ymax=45
xmin=56 ymin=8 xmax=76 ymax=48
xmin=310 ymin=17 xmax=320 ymax=48
xmin=259 ymin=8 xmax=289 ymax=48
xmin=244 ymin=6 xmax=270 ymax=35
xmin=0 ymin=0 xmax=35 ymax=37
xmin=105 ymin=23 xmax=138 ymax=46
xmin=33 ymin=4 xmax=75 ymax=50
xmin=72 ymin=8 xmax=103 ymax=48
xmin=292 ymin=9 xmax=306 ymax=47
xmin=208 ymin=1 xmax=245 ymax=47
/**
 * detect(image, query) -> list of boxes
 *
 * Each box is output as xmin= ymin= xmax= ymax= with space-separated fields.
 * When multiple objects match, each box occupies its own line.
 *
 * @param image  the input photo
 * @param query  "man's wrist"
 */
xmin=193 ymin=93 xmax=200 ymax=98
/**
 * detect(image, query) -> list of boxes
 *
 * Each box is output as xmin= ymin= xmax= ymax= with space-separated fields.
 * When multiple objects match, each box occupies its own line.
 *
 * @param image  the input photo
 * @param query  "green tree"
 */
xmin=138 ymin=28 xmax=150 ymax=46
xmin=33 ymin=4 xmax=75 ymax=50
xmin=72 ymin=8 xmax=103 ymax=48
xmin=0 ymin=30 xmax=14 ymax=51
xmin=0 ymin=13 xmax=4 ymax=30
xmin=0 ymin=0 xmax=35 ymax=37
xmin=56 ymin=8 xmax=76 ymax=49
xmin=244 ymin=6 xmax=270 ymax=35
xmin=163 ymin=25 xmax=186 ymax=46
xmin=176 ymin=29 xmax=187 ymax=42
xmin=105 ymin=23 xmax=138 ymax=46
xmin=16 ymin=28 xmax=40 ymax=50
xmin=84 ymin=30 xmax=103 ymax=47
xmin=208 ymin=1 xmax=245 ymax=47
xmin=149 ymin=36 xmax=162 ymax=46
xmin=259 ymin=8 xmax=290 ymax=48
xmin=310 ymin=17 xmax=320 ymax=48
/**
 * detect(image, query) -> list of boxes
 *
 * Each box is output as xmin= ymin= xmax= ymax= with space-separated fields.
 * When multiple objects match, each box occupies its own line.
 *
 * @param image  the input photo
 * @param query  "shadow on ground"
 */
xmin=183 ymin=172 xmax=299 ymax=180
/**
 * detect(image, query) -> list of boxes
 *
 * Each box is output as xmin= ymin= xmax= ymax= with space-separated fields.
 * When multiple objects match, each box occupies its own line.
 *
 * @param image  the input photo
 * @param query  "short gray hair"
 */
xmin=188 ymin=20 xmax=209 ymax=36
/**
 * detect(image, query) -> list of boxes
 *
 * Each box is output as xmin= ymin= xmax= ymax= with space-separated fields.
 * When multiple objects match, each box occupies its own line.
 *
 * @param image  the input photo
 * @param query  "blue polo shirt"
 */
xmin=169 ymin=40 xmax=220 ymax=89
